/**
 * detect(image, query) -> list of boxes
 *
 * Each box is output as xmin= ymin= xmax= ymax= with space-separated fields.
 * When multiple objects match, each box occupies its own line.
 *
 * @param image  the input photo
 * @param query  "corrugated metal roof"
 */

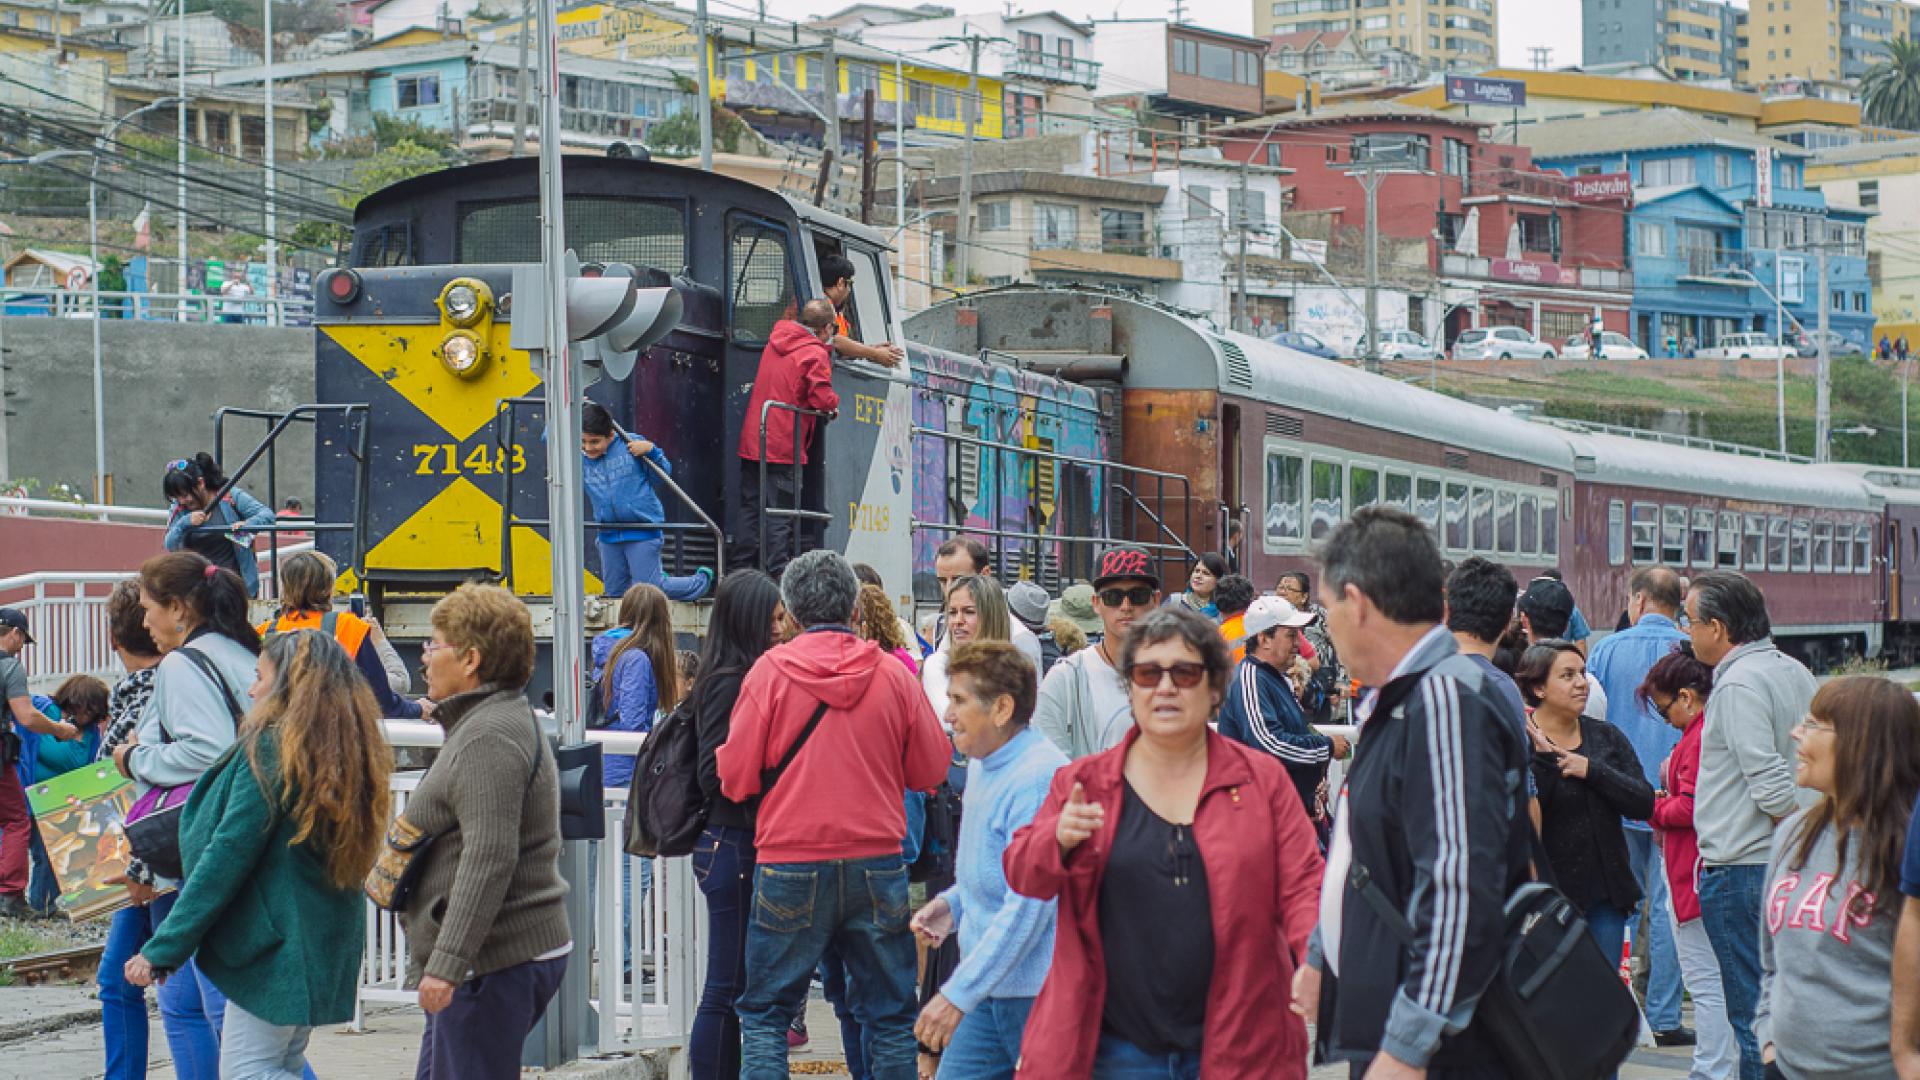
xmin=1568 ymin=431 xmax=1876 ymax=509
xmin=1524 ymin=109 xmax=1809 ymax=160
xmin=1812 ymin=137 xmax=1920 ymax=168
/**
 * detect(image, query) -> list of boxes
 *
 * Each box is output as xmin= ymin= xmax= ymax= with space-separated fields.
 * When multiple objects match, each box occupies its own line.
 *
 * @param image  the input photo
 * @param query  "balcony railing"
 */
xmin=1006 ymin=50 xmax=1102 ymax=89
xmin=1440 ymin=253 xmax=1633 ymax=292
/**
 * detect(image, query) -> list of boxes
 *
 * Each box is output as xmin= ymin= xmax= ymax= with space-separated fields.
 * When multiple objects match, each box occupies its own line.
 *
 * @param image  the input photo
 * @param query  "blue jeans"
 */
xmin=737 ymin=857 xmax=917 ymax=1080
xmin=599 ymin=537 xmax=709 ymax=601
xmin=1625 ymin=828 xmax=1684 ymax=1031
xmin=1091 ymin=1032 xmax=1202 ymax=1080
xmin=158 ymin=955 xmax=228 ymax=1080
xmin=1699 ymin=863 xmax=1769 ymax=1080
xmin=820 ymin=945 xmax=869 ymax=1080
xmin=692 ymin=826 xmax=755 ymax=1080
xmin=936 ymin=996 xmax=1034 ymax=1080
xmin=220 ymin=1000 xmax=311 ymax=1080
xmin=100 ymin=892 xmax=172 ymax=1080
xmin=27 ymin=822 xmax=56 ymax=913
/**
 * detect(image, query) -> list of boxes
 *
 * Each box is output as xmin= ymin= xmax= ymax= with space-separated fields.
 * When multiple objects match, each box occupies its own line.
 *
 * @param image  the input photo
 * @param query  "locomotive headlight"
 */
xmin=440 ymin=330 xmax=483 ymax=377
xmin=437 ymin=277 xmax=492 ymax=328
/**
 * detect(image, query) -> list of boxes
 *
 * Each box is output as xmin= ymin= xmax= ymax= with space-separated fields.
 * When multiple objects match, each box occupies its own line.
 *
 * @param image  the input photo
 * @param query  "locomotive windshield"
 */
xmin=455 ymin=196 xmax=688 ymax=273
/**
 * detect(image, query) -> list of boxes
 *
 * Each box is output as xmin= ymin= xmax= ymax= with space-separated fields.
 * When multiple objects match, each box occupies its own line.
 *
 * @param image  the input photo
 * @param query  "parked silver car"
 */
xmin=1356 ymin=329 xmax=1442 ymax=361
xmin=1451 ymin=326 xmax=1558 ymax=360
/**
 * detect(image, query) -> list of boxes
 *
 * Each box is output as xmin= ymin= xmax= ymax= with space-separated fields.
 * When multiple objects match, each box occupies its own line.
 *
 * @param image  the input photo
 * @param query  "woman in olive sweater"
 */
xmin=126 ymin=630 xmax=393 ymax=1079
xmin=406 ymin=584 xmax=570 ymax=1080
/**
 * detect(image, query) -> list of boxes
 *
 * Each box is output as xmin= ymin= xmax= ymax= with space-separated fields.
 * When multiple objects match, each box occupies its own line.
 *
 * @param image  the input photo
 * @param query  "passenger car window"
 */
xmin=1608 ymin=500 xmax=1626 ymax=566
xmin=1264 ymin=453 xmax=1304 ymax=546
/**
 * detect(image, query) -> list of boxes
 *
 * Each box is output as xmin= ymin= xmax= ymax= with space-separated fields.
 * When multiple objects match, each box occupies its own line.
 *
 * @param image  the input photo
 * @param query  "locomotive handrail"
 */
xmin=206 ymin=403 xmax=373 ymax=589
xmin=493 ymin=396 xmax=723 ymax=592
xmin=1112 ymin=481 xmax=1200 ymax=579
xmin=758 ymin=400 xmax=837 ymax=572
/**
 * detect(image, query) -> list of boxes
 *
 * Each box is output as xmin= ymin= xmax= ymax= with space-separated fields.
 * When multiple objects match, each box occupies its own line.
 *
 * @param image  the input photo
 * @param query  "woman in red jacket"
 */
xmin=1003 ymin=605 xmax=1324 ymax=1079
xmin=1640 ymin=645 xmax=1736 ymax=1080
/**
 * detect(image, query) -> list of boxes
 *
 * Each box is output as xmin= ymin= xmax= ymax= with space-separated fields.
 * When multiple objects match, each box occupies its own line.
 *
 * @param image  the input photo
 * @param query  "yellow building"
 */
xmin=1810 ymin=138 xmax=1920 ymax=343
xmin=1399 ymin=65 xmax=1867 ymax=150
xmin=486 ymin=1 xmax=1003 ymax=142
xmin=0 ymin=0 xmax=80 ymax=39
xmin=1739 ymin=0 xmax=1920 ymax=85
xmin=1256 ymin=0 xmax=1495 ymax=74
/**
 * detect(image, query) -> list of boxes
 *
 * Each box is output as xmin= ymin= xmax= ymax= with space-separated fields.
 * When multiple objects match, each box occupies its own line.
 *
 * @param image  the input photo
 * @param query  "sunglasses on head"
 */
xmin=166 ymin=458 xmax=193 ymax=473
xmin=1098 ymin=585 xmax=1155 ymax=608
xmin=1127 ymin=661 xmax=1208 ymax=690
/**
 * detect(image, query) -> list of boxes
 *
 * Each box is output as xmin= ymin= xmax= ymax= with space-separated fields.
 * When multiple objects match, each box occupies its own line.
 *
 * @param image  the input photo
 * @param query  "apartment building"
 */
xmin=1740 ymin=0 xmax=1920 ymax=86
xmin=1583 ymin=0 xmax=1740 ymax=79
xmin=1255 ymin=0 xmax=1495 ymax=74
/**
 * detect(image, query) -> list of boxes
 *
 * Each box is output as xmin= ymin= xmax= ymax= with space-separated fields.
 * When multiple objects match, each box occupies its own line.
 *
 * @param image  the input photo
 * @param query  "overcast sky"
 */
xmin=734 ymin=0 xmax=1655 ymax=68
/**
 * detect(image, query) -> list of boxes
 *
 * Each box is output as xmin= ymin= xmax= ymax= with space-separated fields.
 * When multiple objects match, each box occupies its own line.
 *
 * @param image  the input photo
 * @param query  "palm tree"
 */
xmin=1863 ymin=36 xmax=1920 ymax=131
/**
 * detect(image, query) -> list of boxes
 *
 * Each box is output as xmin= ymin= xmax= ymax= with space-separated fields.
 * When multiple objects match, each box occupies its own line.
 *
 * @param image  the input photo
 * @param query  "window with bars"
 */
xmin=459 ymin=198 xmax=688 ymax=274
xmin=726 ymin=216 xmax=795 ymax=344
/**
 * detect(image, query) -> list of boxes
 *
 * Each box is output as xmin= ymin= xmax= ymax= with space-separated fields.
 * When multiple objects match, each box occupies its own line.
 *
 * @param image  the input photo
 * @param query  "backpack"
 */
xmin=584 ymin=668 xmax=620 ymax=730
xmin=622 ymin=696 xmax=705 ymax=857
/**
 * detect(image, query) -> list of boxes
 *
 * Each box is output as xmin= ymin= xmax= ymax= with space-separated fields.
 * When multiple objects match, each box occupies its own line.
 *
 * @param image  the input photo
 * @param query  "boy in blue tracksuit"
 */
xmin=582 ymin=402 xmax=712 ymax=601
xmin=1216 ymin=595 xmax=1344 ymax=819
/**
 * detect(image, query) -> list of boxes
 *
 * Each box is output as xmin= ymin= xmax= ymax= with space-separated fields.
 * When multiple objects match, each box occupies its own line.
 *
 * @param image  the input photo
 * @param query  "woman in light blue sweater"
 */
xmin=110 ymin=551 xmax=265 ymax=1080
xmin=910 ymin=641 xmax=1066 ymax=1080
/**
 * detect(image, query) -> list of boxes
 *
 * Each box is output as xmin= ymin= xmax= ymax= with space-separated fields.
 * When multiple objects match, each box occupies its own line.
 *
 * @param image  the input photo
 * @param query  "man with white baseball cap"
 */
xmin=1217 ymin=595 xmax=1348 ymax=819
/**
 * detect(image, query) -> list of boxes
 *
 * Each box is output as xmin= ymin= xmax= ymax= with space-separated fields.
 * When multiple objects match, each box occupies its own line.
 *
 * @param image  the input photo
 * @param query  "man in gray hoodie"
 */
xmin=1685 ymin=570 xmax=1818 ymax=1080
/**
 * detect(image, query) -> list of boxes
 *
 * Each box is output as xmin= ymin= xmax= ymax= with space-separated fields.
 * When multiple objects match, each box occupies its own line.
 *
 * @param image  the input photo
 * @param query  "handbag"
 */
xmin=123 ymin=648 xmax=242 ymax=880
xmin=1348 ymin=835 xmax=1641 ymax=1080
xmin=364 ymin=700 xmax=549 ymax=912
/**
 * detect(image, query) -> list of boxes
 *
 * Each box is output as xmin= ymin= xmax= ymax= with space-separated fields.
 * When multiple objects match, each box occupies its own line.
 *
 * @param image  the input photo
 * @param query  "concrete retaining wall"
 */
xmin=0 ymin=318 xmax=315 ymax=508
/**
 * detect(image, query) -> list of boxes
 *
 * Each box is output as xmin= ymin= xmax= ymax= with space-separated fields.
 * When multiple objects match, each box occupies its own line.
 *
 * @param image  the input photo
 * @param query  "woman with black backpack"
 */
xmin=689 ymin=570 xmax=785 ymax=1080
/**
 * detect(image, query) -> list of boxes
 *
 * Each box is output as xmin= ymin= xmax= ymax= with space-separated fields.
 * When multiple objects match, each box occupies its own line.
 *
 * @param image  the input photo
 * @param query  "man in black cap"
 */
xmin=0 ymin=609 xmax=78 ymax=919
xmin=1518 ymin=578 xmax=1609 ymax=719
xmin=1032 ymin=545 xmax=1160 ymax=758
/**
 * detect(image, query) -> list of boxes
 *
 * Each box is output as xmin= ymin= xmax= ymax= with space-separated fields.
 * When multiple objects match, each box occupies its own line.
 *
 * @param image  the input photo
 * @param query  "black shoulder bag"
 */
xmin=747 ymin=698 xmax=831 ymax=825
xmin=1346 ymin=680 xmax=1641 ymax=1080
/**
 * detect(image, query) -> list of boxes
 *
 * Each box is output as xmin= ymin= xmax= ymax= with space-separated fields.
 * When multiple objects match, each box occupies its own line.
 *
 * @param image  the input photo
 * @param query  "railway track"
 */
xmin=3 ymin=943 xmax=105 ymax=985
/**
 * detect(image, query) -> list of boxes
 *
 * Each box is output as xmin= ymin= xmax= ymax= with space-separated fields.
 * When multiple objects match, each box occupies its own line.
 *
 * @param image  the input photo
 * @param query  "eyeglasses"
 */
xmin=1795 ymin=715 xmax=1835 ymax=734
xmin=421 ymin=640 xmax=462 ymax=659
xmin=1099 ymin=586 xmax=1155 ymax=608
xmin=1127 ymin=661 xmax=1208 ymax=690
xmin=1650 ymin=696 xmax=1676 ymax=716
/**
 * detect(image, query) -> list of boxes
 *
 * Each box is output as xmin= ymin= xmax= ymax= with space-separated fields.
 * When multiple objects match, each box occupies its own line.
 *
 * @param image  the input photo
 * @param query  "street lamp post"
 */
xmin=1721 ymin=264 xmax=1805 ymax=457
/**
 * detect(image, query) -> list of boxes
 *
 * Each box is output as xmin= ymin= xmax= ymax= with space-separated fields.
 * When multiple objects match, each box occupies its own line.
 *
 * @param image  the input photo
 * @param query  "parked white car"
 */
xmin=1695 ymin=332 xmax=1796 ymax=360
xmin=1561 ymin=331 xmax=1651 ymax=360
xmin=1356 ymin=329 xmax=1442 ymax=361
xmin=1451 ymin=326 xmax=1559 ymax=360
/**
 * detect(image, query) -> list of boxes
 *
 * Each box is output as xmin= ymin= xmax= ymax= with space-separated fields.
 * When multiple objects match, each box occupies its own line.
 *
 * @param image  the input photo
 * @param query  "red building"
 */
xmin=1216 ymin=102 xmax=1633 ymax=349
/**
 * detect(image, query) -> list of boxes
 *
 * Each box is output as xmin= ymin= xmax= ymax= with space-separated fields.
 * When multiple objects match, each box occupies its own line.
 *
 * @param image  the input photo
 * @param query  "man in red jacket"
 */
xmin=717 ymin=549 xmax=950 ymax=1080
xmin=734 ymin=298 xmax=841 ymax=576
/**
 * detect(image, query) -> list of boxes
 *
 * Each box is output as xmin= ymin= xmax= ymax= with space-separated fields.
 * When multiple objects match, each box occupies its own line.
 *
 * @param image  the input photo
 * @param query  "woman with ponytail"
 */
xmin=162 ymin=452 xmax=275 ymax=597
xmin=126 ymin=630 xmax=393 ymax=1079
xmin=111 ymin=551 xmax=261 ymax=1078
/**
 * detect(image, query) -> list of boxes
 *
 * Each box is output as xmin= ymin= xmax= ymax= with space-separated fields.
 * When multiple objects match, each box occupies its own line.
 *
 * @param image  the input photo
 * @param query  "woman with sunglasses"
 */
xmin=1756 ymin=677 xmax=1920 ymax=1080
xmin=1515 ymin=640 xmax=1654 ymax=971
xmin=1006 ymin=606 xmax=1323 ymax=1079
xmin=161 ymin=453 xmax=276 ymax=598
xmin=1639 ymin=646 xmax=1738 ymax=1080
xmin=923 ymin=575 xmax=1017 ymax=721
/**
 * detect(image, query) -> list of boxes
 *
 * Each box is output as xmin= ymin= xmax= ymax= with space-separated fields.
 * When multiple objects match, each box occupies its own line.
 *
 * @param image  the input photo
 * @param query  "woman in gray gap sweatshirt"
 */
xmin=1755 ymin=676 xmax=1920 ymax=1080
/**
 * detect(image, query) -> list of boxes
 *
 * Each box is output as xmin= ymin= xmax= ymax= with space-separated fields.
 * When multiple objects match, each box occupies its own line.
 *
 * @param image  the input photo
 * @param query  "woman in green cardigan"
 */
xmin=125 ymin=630 xmax=394 ymax=1079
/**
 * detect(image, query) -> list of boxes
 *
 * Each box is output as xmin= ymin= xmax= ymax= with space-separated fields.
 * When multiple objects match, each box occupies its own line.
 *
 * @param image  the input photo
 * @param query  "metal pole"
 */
xmin=1816 ymin=247 xmax=1832 ymax=463
xmin=87 ymin=154 xmax=104 ymax=502
xmin=894 ymin=56 xmax=905 ymax=305
xmin=534 ymin=0 xmax=588 ymax=1061
xmin=1363 ymin=165 xmax=1380 ymax=372
xmin=1234 ymin=156 xmax=1248 ymax=332
xmin=177 ymin=0 xmax=188 ymax=321
xmin=512 ymin=0 xmax=531 ymax=156
xmin=1775 ymin=259 xmax=1786 ymax=455
xmin=1905 ymin=359 xmax=1910 ymax=469
xmin=953 ymin=36 xmax=981 ymax=292
xmin=263 ymin=0 xmax=277 ymax=324
xmin=696 ymin=0 xmax=712 ymax=171
xmin=821 ymin=41 xmax=839 ymax=165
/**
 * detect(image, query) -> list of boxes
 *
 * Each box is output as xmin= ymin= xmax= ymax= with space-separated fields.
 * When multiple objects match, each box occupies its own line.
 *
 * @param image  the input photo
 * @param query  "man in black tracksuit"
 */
xmin=1292 ymin=508 xmax=1531 ymax=1079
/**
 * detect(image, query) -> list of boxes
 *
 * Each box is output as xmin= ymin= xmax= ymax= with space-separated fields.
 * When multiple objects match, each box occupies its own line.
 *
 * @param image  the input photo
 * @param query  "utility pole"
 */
xmin=532 ymin=0 xmax=590 ymax=1059
xmin=894 ymin=57 xmax=905 ymax=303
xmin=944 ymin=31 xmax=994 ymax=292
xmin=859 ymin=88 xmax=877 ymax=224
xmin=53 ymin=0 xmax=61 ymax=58
xmin=1773 ymin=258 xmax=1787 ymax=455
xmin=512 ymin=0 xmax=531 ymax=155
xmin=263 ymin=0 xmax=277 ymax=324
xmin=821 ymin=41 xmax=840 ymax=166
xmin=1359 ymin=164 xmax=1384 ymax=372
xmin=1234 ymin=158 xmax=1249 ymax=332
xmin=1816 ymin=247 xmax=1832 ymax=462
xmin=176 ymin=0 xmax=187 ymax=317
xmin=145 ymin=0 xmax=156 ymax=77
xmin=696 ymin=0 xmax=712 ymax=170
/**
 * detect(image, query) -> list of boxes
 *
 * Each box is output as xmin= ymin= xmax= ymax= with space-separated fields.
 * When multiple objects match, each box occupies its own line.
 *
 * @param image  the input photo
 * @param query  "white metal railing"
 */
xmin=367 ymin=722 xmax=701 ymax=1055
xmin=0 ymin=496 xmax=170 ymax=524
xmin=0 ymin=571 xmax=127 ymax=683
xmin=0 ymin=287 xmax=316 ymax=327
